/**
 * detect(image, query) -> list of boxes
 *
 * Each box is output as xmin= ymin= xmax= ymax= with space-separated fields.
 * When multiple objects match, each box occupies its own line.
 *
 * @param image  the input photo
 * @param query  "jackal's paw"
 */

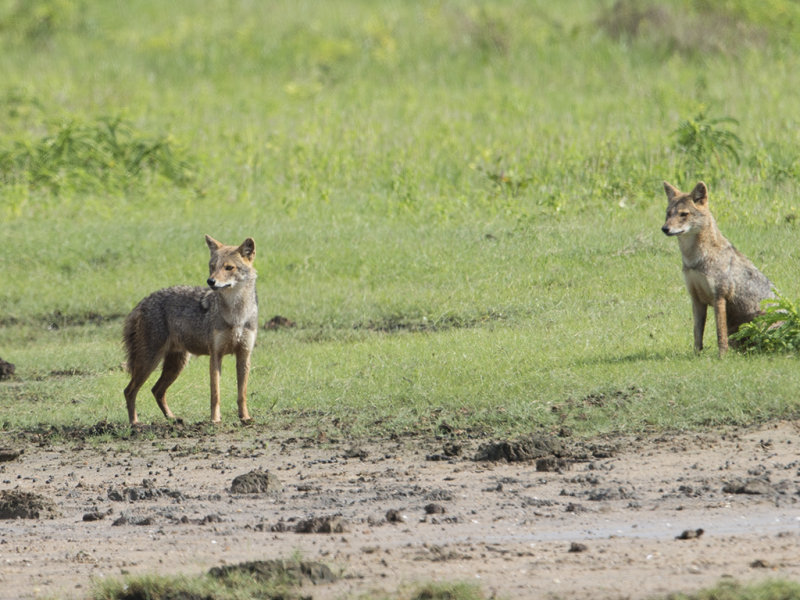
xmin=240 ymin=417 xmax=253 ymax=426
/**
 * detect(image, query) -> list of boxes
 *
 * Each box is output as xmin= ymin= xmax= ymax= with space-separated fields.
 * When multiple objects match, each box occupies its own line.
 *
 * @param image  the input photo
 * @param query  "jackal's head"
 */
xmin=205 ymin=235 xmax=257 ymax=290
xmin=661 ymin=181 xmax=710 ymax=237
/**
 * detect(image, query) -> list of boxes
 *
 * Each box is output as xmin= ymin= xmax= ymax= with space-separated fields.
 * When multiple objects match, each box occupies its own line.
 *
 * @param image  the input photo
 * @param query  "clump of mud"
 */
xmin=264 ymin=315 xmax=296 ymax=330
xmin=0 ymin=357 xmax=14 ymax=380
xmin=230 ymin=469 xmax=283 ymax=496
xmin=0 ymin=448 xmax=22 ymax=462
xmin=0 ymin=490 xmax=60 ymax=519
xmin=474 ymin=433 xmax=566 ymax=463
xmin=107 ymin=479 xmax=184 ymax=502
xmin=722 ymin=477 xmax=777 ymax=495
xmin=294 ymin=515 xmax=349 ymax=533
xmin=209 ymin=558 xmax=337 ymax=585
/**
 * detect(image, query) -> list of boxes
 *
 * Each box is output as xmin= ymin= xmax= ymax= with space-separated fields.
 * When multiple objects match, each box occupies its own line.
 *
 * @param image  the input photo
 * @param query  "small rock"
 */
xmin=424 ymin=503 xmax=446 ymax=515
xmin=568 ymin=542 xmax=588 ymax=553
xmin=676 ymin=528 xmax=704 ymax=540
xmin=750 ymin=559 xmax=772 ymax=569
xmin=385 ymin=509 xmax=406 ymax=523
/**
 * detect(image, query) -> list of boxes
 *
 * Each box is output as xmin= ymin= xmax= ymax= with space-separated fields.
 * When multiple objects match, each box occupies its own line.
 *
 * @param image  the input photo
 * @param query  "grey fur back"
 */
xmin=123 ymin=286 xmax=215 ymax=372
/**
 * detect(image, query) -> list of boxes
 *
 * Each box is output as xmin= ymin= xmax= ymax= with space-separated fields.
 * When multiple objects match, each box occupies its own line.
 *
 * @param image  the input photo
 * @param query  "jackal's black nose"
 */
xmin=661 ymin=225 xmax=670 ymax=235
xmin=207 ymin=278 xmax=216 ymax=289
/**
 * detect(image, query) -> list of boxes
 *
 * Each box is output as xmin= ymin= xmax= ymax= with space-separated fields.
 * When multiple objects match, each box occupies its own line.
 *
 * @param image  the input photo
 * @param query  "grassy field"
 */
xmin=2 ymin=0 xmax=800 ymax=438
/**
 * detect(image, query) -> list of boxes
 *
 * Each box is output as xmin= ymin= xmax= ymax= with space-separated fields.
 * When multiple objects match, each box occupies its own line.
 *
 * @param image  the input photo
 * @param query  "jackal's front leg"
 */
xmin=691 ymin=296 xmax=707 ymax=353
xmin=713 ymin=296 xmax=729 ymax=357
xmin=209 ymin=351 xmax=223 ymax=422
xmin=235 ymin=346 xmax=252 ymax=422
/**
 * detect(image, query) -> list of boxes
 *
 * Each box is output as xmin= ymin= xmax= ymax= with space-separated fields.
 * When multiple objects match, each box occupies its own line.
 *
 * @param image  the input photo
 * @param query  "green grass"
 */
xmin=91 ymin=572 xmax=800 ymax=600
xmin=92 ymin=570 xmax=490 ymax=600
xmin=667 ymin=580 xmax=800 ymax=600
xmin=2 ymin=0 xmax=800 ymax=439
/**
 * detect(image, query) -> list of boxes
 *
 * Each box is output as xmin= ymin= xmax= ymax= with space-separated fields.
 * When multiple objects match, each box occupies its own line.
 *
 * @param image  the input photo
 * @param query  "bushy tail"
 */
xmin=122 ymin=311 xmax=140 ymax=374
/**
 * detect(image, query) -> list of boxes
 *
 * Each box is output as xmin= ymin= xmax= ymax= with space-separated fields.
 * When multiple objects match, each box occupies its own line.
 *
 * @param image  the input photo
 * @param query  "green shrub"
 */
xmin=731 ymin=292 xmax=800 ymax=353
xmin=674 ymin=110 xmax=743 ymax=168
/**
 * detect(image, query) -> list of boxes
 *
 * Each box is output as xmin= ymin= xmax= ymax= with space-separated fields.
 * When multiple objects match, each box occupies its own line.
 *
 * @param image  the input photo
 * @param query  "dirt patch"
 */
xmin=2 ymin=422 xmax=800 ymax=599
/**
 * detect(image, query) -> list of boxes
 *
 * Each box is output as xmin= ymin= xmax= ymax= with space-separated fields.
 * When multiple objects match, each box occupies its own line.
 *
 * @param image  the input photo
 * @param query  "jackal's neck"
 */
xmin=678 ymin=216 xmax=726 ymax=269
xmin=215 ymin=278 xmax=258 ymax=327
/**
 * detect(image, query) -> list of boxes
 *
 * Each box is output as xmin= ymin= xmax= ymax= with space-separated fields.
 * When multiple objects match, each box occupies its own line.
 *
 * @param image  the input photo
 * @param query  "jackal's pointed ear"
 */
xmin=690 ymin=182 xmax=708 ymax=205
xmin=238 ymin=238 xmax=256 ymax=261
xmin=663 ymin=181 xmax=680 ymax=201
xmin=205 ymin=235 xmax=223 ymax=253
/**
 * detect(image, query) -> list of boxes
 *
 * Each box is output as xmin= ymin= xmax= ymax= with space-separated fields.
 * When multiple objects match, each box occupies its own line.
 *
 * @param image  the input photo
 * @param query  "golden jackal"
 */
xmin=123 ymin=235 xmax=258 ymax=424
xmin=661 ymin=181 xmax=773 ymax=356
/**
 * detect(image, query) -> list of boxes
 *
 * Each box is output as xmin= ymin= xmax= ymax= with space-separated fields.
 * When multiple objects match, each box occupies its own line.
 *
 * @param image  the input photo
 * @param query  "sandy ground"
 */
xmin=1 ymin=421 xmax=799 ymax=599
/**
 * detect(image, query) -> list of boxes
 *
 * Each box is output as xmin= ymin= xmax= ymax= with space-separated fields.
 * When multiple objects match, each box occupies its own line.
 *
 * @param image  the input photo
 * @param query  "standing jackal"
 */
xmin=661 ymin=181 xmax=773 ymax=356
xmin=123 ymin=235 xmax=258 ymax=424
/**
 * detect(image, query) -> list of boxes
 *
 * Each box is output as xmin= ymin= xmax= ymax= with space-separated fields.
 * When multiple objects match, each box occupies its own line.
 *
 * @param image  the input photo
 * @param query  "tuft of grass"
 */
xmin=93 ymin=559 xmax=323 ymax=600
xmin=664 ymin=579 xmax=800 ymax=600
xmin=409 ymin=582 xmax=489 ymax=600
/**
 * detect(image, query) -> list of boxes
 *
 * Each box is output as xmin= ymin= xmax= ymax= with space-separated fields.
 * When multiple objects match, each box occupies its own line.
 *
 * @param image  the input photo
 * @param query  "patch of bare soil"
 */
xmin=1 ymin=422 xmax=799 ymax=599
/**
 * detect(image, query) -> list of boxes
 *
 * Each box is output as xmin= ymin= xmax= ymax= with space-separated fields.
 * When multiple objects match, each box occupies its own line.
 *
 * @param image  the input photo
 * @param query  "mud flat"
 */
xmin=1 ymin=422 xmax=799 ymax=599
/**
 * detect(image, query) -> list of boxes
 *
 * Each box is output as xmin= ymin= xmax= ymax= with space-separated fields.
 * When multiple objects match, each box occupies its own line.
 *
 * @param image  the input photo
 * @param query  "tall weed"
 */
xmin=673 ymin=110 xmax=742 ymax=180
xmin=0 ymin=116 xmax=194 ymax=194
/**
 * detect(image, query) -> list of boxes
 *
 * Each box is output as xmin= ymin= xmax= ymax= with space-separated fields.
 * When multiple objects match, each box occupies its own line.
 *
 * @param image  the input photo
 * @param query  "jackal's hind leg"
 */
xmin=125 ymin=356 xmax=161 ymax=425
xmin=151 ymin=352 xmax=189 ymax=420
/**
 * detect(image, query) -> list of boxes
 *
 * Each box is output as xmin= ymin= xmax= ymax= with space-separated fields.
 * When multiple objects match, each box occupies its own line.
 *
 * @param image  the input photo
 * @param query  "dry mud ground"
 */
xmin=1 ymin=421 xmax=800 ymax=600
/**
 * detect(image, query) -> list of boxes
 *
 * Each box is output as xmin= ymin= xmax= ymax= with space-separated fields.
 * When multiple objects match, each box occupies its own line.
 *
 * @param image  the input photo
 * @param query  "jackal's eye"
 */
xmin=225 ymin=265 xmax=235 ymax=271
xmin=679 ymin=211 xmax=689 ymax=218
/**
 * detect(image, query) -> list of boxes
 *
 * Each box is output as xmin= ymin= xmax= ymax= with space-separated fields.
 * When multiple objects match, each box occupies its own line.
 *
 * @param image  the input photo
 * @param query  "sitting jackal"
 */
xmin=661 ymin=181 xmax=773 ymax=356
